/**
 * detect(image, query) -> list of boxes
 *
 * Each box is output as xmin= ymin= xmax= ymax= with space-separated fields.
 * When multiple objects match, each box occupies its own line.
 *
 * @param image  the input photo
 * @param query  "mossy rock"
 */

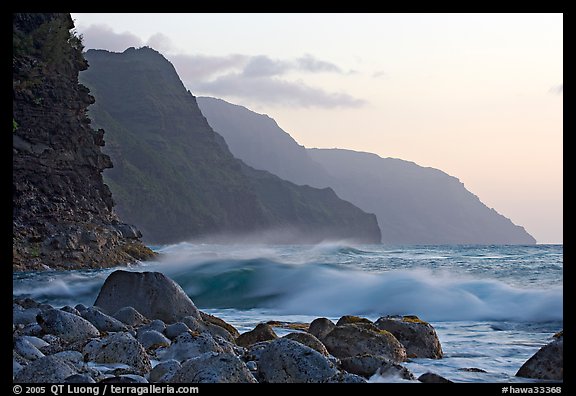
xmin=121 ymin=243 xmax=156 ymax=261
xmin=402 ymin=315 xmax=427 ymax=324
xmin=375 ymin=315 xmax=443 ymax=359
xmin=336 ymin=315 xmax=373 ymax=326
xmin=267 ymin=320 xmax=309 ymax=332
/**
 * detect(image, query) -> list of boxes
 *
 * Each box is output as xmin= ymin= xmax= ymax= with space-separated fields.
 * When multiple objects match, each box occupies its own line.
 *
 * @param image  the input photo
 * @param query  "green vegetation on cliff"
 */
xmin=13 ymin=14 xmax=154 ymax=270
xmin=81 ymin=47 xmax=381 ymax=244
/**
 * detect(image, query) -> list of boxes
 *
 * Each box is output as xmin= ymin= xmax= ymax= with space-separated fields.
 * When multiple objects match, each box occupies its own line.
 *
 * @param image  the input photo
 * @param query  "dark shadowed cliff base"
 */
xmin=13 ymin=13 xmax=154 ymax=271
xmin=197 ymin=97 xmax=536 ymax=245
xmin=80 ymin=47 xmax=381 ymax=245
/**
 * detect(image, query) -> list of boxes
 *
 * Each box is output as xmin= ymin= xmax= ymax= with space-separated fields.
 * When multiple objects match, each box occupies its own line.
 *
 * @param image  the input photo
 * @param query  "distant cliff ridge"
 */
xmin=197 ymin=97 xmax=536 ymax=245
xmin=12 ymin=13 xmax=154 ymax=271
xmin=80 ymin=47 xmax=381 ymax=244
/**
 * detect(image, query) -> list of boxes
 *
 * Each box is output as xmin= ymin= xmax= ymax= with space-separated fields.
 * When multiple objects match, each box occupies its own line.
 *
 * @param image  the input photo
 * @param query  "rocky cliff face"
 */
xmin=197 ymin=97 xmax=536 ymax=245
xmin=80 ymin=47 xmax=381 ymax=244
xmin=13 ymin=13 xmax=154 ymax=271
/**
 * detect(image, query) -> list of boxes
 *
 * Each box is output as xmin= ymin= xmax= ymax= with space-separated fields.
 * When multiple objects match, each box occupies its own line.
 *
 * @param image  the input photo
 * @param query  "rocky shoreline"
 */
xmin=13 ymin=270 xmax=562 ymax=383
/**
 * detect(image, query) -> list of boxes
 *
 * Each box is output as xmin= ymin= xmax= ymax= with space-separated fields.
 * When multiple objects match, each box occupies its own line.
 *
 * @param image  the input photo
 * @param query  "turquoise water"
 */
xmin=13 ymin=243 xmax=563 ymax=383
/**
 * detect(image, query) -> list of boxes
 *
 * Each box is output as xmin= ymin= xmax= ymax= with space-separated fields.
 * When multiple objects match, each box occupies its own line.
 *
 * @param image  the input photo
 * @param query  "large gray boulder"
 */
xmin=13 ymin=355 xmax=77 ymax=383
xmin=322 ymin=324 xmax=407 ymax=362
xmin=375 ymin=315 xmax=443 ymax=359
xmin=169 ymin=352 xmax=257 ymax=383
xmin=37 ymin=309 xmax=100 ymax=343
xmin=94 ymin=271 xmax=200 ymax=323
xmin=83 ymin=332 xmax=151 ymax=374
xmin=516 ymin=336 xmax=563 ymax=380
xmin=258 ymin=338 xmax=339 ymax=383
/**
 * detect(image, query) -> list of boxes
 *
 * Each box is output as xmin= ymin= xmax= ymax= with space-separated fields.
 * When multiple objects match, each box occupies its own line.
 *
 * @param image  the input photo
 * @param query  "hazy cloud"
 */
xmin=146 ymin=33 xmax=174 ymax=54
xmin=550 ymin=84 xmax=563 ymax=95
xmin=296 ymin=54 xmax=343 ymax=73
xmin=170 ymin=53 xmax=249 ymax=80
xmin=78 ymin=24 xmax=364 ymax=108
xmin=372 ymin=71 xmax=388 ymax=79
xmin=192 ymin=73 xmax=366 ymax=108
xmin=80 ymin=24 xmax=143 ymax=52
xmin=242 ymin=56 xmax=291 ymax=77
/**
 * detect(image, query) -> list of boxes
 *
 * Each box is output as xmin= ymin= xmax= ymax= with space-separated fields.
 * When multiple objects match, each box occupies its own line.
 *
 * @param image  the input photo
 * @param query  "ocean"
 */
xmin=12 ymin=243 xmax=563 ymax=383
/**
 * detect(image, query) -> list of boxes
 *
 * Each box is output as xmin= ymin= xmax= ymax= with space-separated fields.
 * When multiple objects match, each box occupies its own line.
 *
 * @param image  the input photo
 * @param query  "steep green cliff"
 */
xmin=12 ymin=13 xmax=154 ymax=271
xmin=80 ymin=47 xmax=381 ymax=244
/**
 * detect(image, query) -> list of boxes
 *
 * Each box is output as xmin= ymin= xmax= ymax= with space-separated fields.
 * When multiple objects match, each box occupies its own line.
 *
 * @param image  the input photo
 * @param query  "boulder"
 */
xmin=94 ymin=270 xmax=201 ymax=323
xmin=205 ymin=323 xmax=236 ymax=343
xmin=336 ymin=315 xmax=373 ymax=326
xmin=83 ymin=332 xmax=151 ymax=374
xmin=169 ymin=352 xmax=257 ymax=383
xmin=236 ymin=323 xmax=278 ymax=347
xmin=376 ymin=360 xmax=416 ymax=380
xmin=19 ymin=323 xmax=43 ymax=337
xmin=21 ymin=336 xmax=49 ymax=349
xmin=258 ymin=338 xmax=339 ymax=383
xmin=65 ymin=374 xmax=96 ymax=383
xmin=81 ymin=307 xmax=128 ymax=332
xmin=322 ymin=323 xmax=406 ymax=362
xmin=516 ymin=336 xmax=563 ymax=380
xmin=112 ymin=306 xmax=148 ymax=327
xmin=375 ymin=315 xmax=442 ymax=359
xmin=325 ymin=372 xmax=367 ymax=383
xmin=165 ymin=322 xmax=191 ymax=339
xmin=14 ymin=307 xmax=42 ymax=325
xmin=51 ymin=351 xmax=85 ymax=371
xmin=200 ymin=311 xmax=240 ymax=338
xmin=212 ymin=335 xmax=236 ymax=355
xmin=14 ymin=337 xmax=45 ymax=361
xmin=308 ymin=317 xmax=336 ymax=341
xmin=13 ymin=355 xmax=77 ymax=383
xmin=181 ymin=316 xmax=205 ymax=332
xmin=149 ymin=360 xmax=181 ymax=383
xmin=138 ymin=319 xmax=166 ymax=335
xmin=284 ymin=332 xmax=329 ymax=356
xmin=13 ymin=359 xmax=23 ymax=378
xmin=340 ymin=354 xmax=390 ymax=378
xmin=36 ymin=308 xmax=100 ymax=343
xmin=243 ymin=341 xmax=271 ymax=362
xmin=60 ymin=306 xmax=82 ymax=316
xmin=159 ymin=332 xmax=222 ymax=362
xmin=418 ymin=372 xmax=453 ymax=383
xmin=137 ymin=330 xmax=171 ymax=350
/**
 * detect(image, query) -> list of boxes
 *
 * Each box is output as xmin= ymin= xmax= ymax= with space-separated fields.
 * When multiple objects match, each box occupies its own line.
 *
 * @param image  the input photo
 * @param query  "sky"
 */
xmin=71 ymin=13 xmax=563 ymax=244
